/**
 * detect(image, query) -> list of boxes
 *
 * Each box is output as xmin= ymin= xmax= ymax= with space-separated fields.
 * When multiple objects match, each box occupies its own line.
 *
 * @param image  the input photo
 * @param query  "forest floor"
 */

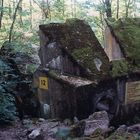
xmin=0 ymin=112 xmax=139 ymax=140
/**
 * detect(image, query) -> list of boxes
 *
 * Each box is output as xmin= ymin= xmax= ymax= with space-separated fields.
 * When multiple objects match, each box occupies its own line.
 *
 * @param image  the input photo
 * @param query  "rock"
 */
xmin=115 ymin=125 xmax=127 ymax=134
xmin=88 ymin=111 xmax=109 ymax=121
xmin=43 ymin=104 xmax=50 ymax=117
xmin=48 ymin=126 xmax=70 ymax=139
xmin=74 ymin=116 xmax=79 ymax=123
xmin=48 ymin=127 xmax=58 ymax=137
xmin=99 ymin=126 xmax=115 ymax=138
xmin=22 ymin=119 xmax=33 ymax=126
xmin=28 ymin=128 xmax=43 ymax=140
xmin=38 ymin=118 xmax=45 ymax=122
xmin=70 ymin=121 xmax=86 ymax=137
xmin=63 ymin=119 xmax=72 ymax=126
xmin=127 ymin=124 xmax=140 ymax=135
xmin=84 ymin=111 xmax=109 ymax=136
xmin=47 ymin=137 xmax=56 ymax=140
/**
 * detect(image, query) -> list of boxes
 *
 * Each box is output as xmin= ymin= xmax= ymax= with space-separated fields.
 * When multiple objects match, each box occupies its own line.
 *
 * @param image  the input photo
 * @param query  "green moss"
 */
xmin=72 ymin=46 xmax=96 ymax=72
xmin=106 ymin=133 xmax=139 ymax=140
xmin=110 ymin=59 xmax=128 ymax=77
xmin=66 ymin=18 xmax=88 ymax=27
xmin=106 ymin=18 xmax=140 ymax=73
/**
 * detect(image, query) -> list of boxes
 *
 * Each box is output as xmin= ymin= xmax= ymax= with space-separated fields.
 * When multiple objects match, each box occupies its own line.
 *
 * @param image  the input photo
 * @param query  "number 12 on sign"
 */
xmin=39 ymin=77 xmax=48 ymax=89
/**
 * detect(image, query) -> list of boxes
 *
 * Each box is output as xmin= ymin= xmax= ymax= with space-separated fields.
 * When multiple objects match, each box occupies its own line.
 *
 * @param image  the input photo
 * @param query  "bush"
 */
xmin=0 ymin=59 xmax=17 ymax=124
xmin=0 ymin=85 xmax=17 ymax=124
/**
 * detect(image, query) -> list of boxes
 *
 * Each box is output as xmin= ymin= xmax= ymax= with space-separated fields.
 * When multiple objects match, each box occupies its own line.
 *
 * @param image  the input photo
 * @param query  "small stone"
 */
xmin=38 ymin=118 xmax=45 ymax=122
xmin=70 ymin=121 xmax=86 ymax=137
xmin=55 ymin=126 xmax=71 ymax=139
xmin=74 ymin=116 xmax=79 ymax=123
xmin=63 ymin=119 xmax=72 ymax=126
xmin=28 ymin=128 xmax=42 ymax=140
xmin=115 ymin=125 xmax=127 ymax=134
xmin=127 ymin=124 xmax=140 ymax=134
xmin=84 ymin=111 xmax=109 ymax=136
xmin=22 ymin=119 xmax=33 ymax=126
xmin=48 ymin=127 xmax=58 ymax=136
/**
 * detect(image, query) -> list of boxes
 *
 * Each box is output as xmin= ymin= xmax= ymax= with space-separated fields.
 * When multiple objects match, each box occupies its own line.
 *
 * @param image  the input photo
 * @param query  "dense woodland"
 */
xmin=0 ymin=0 xmax=140 ymax=47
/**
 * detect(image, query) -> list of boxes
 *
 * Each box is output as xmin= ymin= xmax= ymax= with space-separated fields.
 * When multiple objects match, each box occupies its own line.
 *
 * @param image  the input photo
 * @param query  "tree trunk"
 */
xmin=116 ymin=0 xmax=119 ymax=19
xmin=0 ymin=0 xmax=4 ymax=29
xmin=46 ymin=0 xmax=51 ymax=20
xmin=19 ymin=0 xmax=23 ymax=27
xmin=71 ymin=0 xmax=73 ymax=17
xmin=9 ymin=0 xmax=22 ymax=42
xmin=133 ymin=0 xmax=136 ymax=17
xmin=125 ymin=0 xmax=131 ymax=17
xmin=73 ymin=0 xmax=76 ymax=18
xmin=62 ymin=0 xmax=65 ymax=17
xmin=105 ymin=0 xmax=112 ymax=17
xmin=30 ymin=0 xmax=32 ymax=30
xmin=8 ymin=0 xmax=12 ymax=19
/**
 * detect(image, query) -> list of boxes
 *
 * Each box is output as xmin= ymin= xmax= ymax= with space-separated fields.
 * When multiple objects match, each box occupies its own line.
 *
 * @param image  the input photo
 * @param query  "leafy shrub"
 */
xmin=0 ymin=59 xmax=17 ymax=124
xmin=0 ymin=85 xmax=17 ymax=124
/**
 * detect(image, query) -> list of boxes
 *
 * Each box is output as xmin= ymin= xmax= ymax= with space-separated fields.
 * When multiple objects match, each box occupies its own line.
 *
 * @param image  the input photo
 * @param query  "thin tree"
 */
xmin=18 ymin=0 xmax=23 ymax=27
xmin=105 ymin=0 xmax=112 ymax=17
xmin=71 ymin=0 xmax=73 ymax=17
xmin=46 ymin=0 xmax=51 ymax=20
xmin=125 ymin=0 xmax=134 ymax=17
xmin=73 ymin=0 xmax=76 ymax=18
xmin=62 ymin=0 xmax=65 ymax=17
xmin=30 ymin=0 xmax=33 ymax=30
xmin=33 ymin=0 xmax=51 ymax=20
xmin=0 ymin=0 xmax=4 ymax=28
xmin=116 ymin=0 xmax=119 ymax=19
xmin=8 ymin=0 xmax=12 ymax=19
xmin=9 ymin=0 xmax=22 ymax=42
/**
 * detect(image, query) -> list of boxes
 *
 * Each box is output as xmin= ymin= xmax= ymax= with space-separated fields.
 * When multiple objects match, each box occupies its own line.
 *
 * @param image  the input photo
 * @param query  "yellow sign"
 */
xmin=125 ymin=81 xmax=140 ymax=104
xmin=39 ymin=77 xmax=48 ymax=90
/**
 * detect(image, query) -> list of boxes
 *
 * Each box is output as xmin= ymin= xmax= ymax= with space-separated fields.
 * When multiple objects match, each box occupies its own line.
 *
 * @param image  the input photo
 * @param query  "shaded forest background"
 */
xmin=0 ymin=0 xmax=140 ymax=48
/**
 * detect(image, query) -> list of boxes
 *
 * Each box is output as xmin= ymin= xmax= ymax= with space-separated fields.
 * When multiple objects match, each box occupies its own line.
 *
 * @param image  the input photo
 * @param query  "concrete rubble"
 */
xmin=0 ymin=111 xmax=139 ymax=140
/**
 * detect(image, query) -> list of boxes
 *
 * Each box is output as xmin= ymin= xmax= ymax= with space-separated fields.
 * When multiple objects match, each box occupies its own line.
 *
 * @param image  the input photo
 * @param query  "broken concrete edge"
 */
xmin=39 ymin=68 xmax=97 ymax=88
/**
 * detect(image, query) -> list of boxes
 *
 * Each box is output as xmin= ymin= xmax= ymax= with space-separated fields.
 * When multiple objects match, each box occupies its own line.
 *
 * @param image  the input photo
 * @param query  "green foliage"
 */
xmin=112 ymin=19 xmax=140 ymax=63
xmin=72 ymin=46 xmax=95 ymax=72
xmin=2 ymin=41 xmax=36 ymax=55
xmin=107 ymin=18 xmax=140 ymax=73
xmin=106 ymin=133 xmax=140 ymax=140
xmin=0 ymin=59 xmax=17 ymax=124
xmin=110 ymin=59 xmax=128 ymax=77
xmin=1 ymin=41 xmax=39 ymax=75
xmin=0 ymin=0 xmax=139 ymax=47
xmin=0 ymin=86 xmax=17 ymax=124
xmin=26 ymin=64 xmax=37 ymax=74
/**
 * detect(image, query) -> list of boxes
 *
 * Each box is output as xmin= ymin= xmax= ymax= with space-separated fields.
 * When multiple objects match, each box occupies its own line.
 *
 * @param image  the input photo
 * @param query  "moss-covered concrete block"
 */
xmin=106 ymin=18 xmax=140 ymax=74
xmin=39 ymin=18 xmax=110 ymax=81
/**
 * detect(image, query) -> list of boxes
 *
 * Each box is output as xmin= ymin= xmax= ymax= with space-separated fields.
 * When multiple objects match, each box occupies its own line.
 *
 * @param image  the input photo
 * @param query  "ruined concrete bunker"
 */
xmin=33 ymin=18 xmax=140 ymax=121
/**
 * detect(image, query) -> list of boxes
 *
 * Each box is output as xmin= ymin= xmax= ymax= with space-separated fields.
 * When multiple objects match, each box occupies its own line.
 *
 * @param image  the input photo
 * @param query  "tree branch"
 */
xmin=9 ymin=0 xmax=22 ymax=42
